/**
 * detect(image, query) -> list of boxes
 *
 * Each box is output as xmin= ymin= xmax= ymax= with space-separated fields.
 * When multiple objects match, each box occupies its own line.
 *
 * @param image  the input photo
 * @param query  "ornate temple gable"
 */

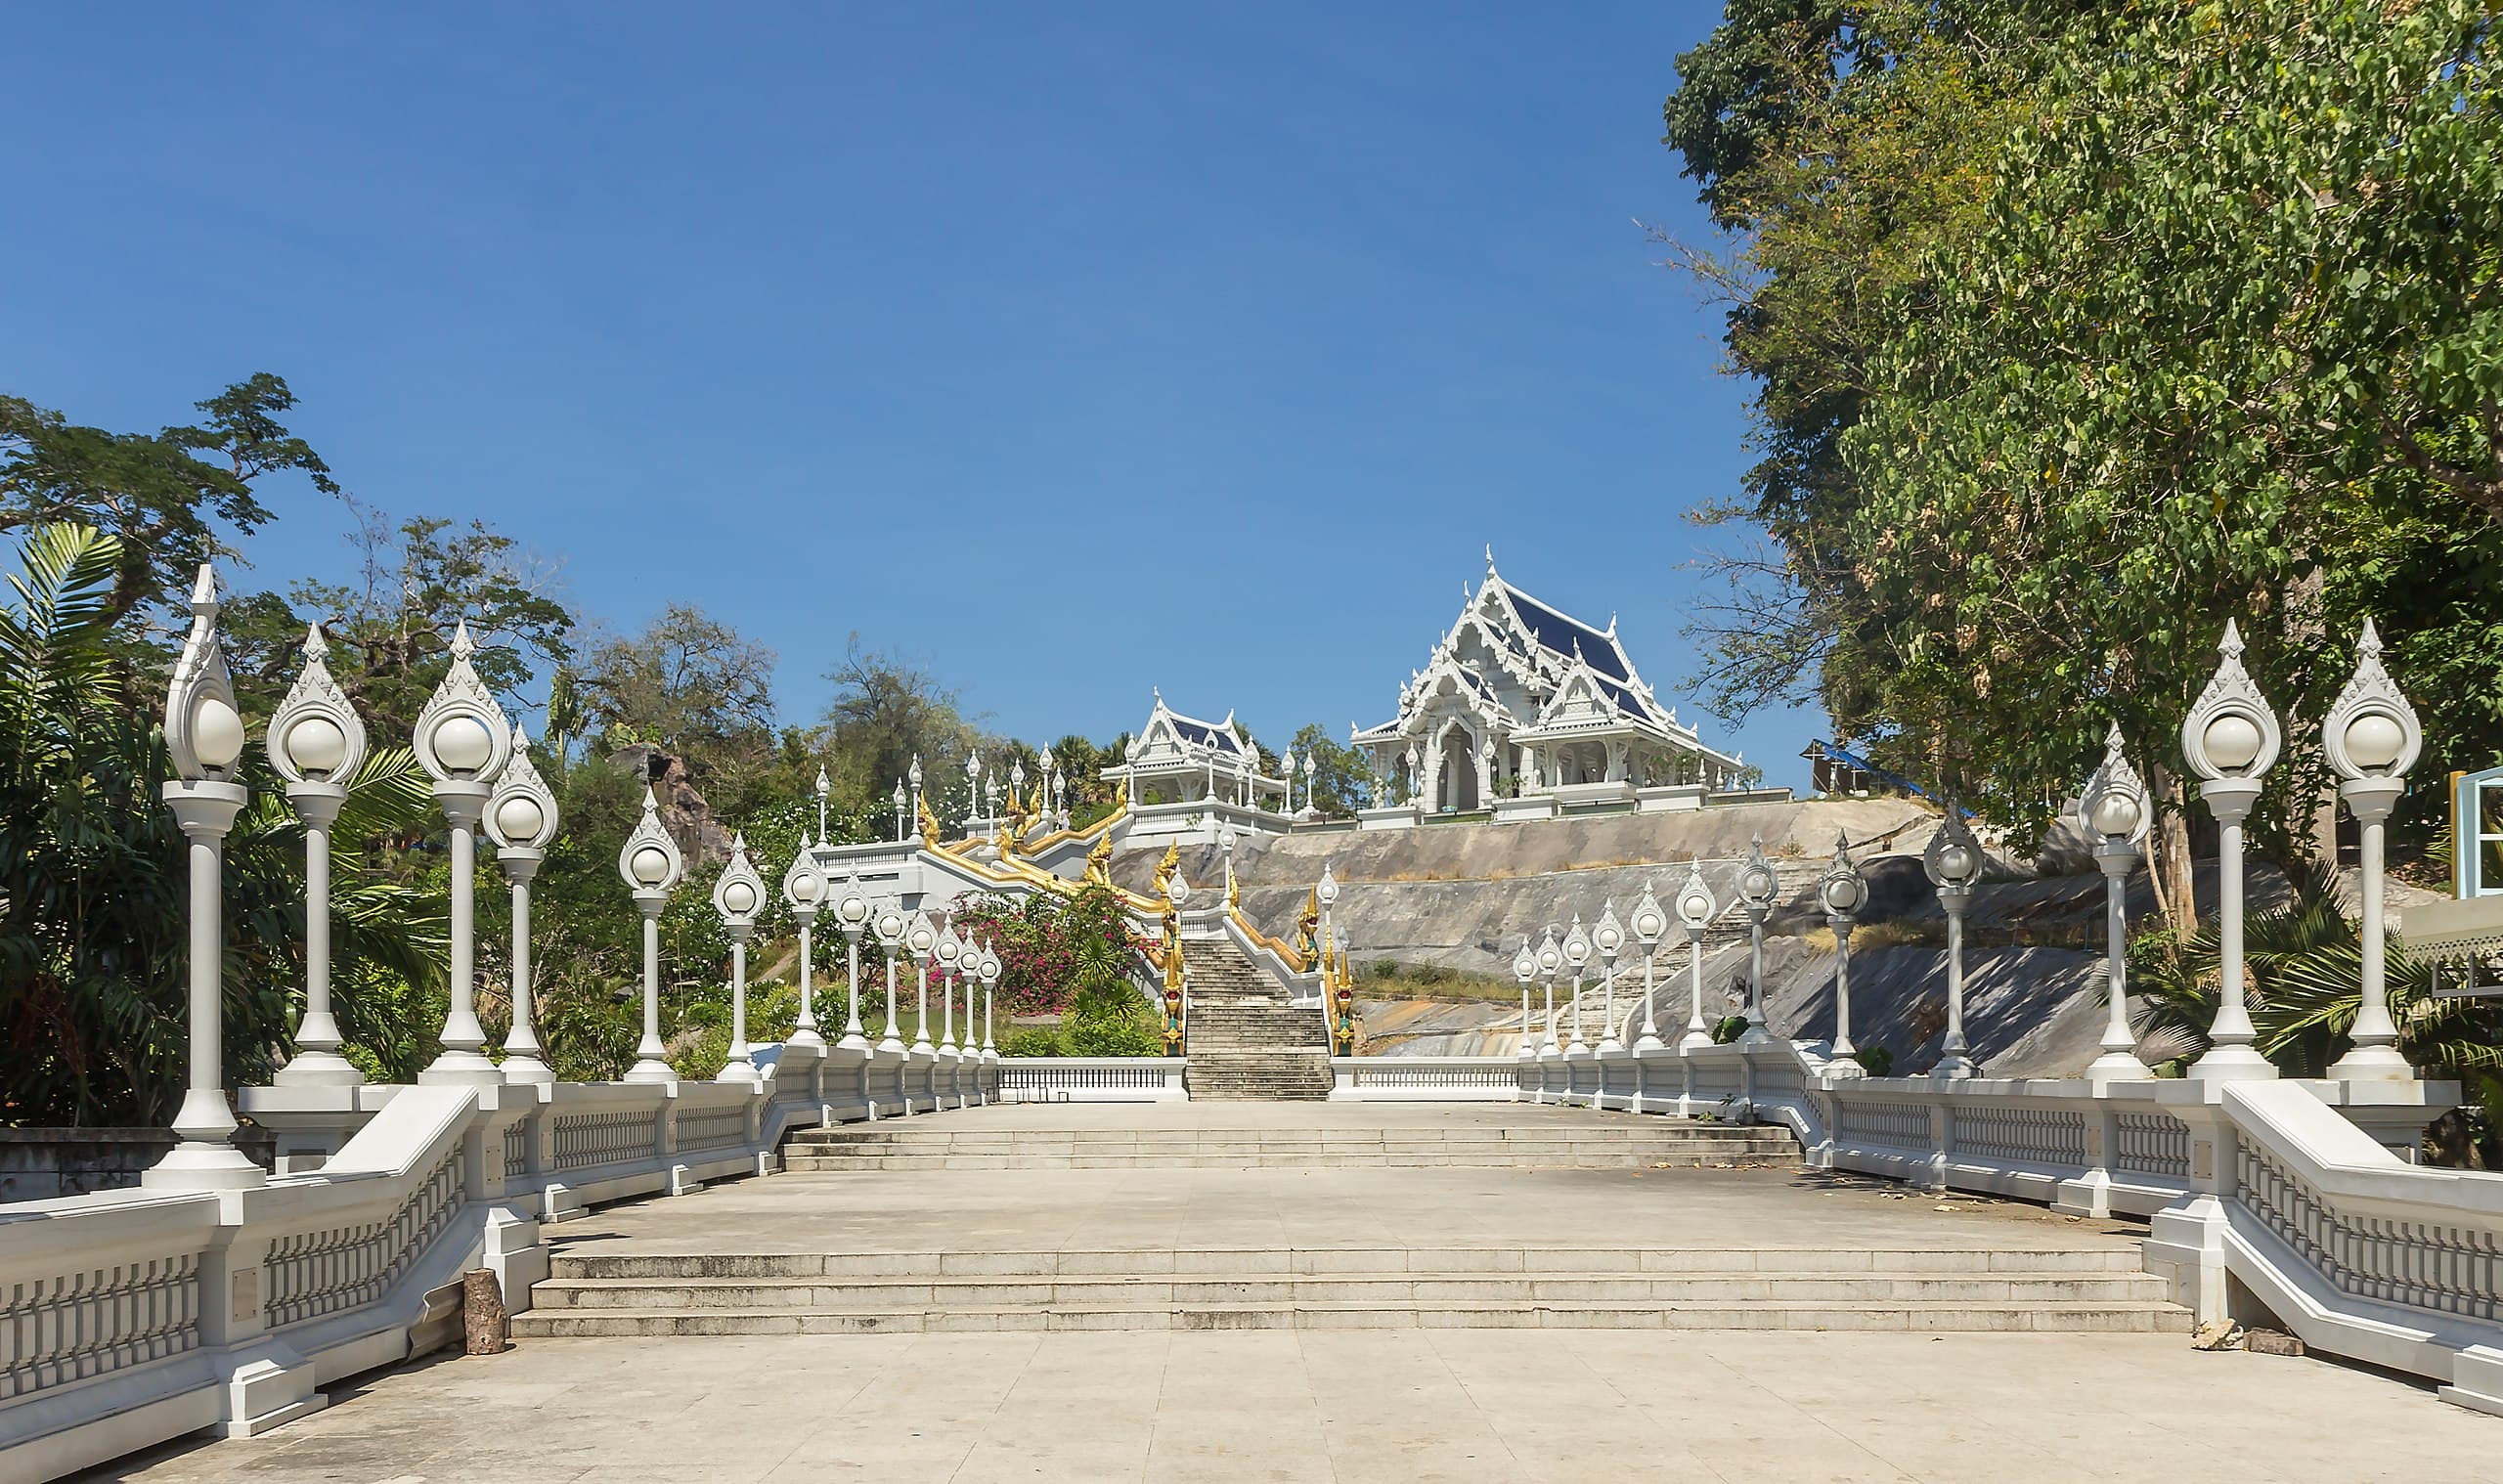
xmin=1517 ymin=657 xmax=1669 ymax=740
xmin=1130 ymin=688 xmax=1245 ymax=766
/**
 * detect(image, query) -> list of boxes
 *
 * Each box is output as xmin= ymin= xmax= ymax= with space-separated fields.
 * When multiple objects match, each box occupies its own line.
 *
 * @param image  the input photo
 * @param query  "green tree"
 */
xmin=1286 ymin=723 xmax=1372 ymax=816
xmin=1835 ymin=0 xmax=2503 ymax=905
xmin=0 ymin=375 xmax=338 ymax=633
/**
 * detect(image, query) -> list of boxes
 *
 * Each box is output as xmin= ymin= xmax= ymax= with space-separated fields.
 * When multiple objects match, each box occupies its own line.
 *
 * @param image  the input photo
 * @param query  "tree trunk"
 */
xmin=2150 ymin=764 xmax=2198 ymax=935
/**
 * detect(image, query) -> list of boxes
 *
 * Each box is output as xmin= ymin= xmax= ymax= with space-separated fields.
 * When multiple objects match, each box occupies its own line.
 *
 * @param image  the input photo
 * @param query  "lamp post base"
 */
xmin=142 ymin=1139 xmax=267 ymax=1190
xmin=2188 ymin=1042 xmax=2279 ymax=1082
xmin=1677 ymin=1028 xmax=1714 ymax=1051
xmin=1932 ymin=1054 xmax=1981 ymax=1080
xmin=2085 ymin=1049 xmax=2150 ymax=1083
xmin=502 ymin=1053 xmax=554 ymax=1085
xmin=623 ymin=1056 xmax=676 ymax=1085
xmin=2327 ymin=1042 xmax=2414 ymax=1082
xmin=271 ymin=1047 xmax=366 ymax=1087
xmin=418 ymin=1048 xmax=506 ymax=1087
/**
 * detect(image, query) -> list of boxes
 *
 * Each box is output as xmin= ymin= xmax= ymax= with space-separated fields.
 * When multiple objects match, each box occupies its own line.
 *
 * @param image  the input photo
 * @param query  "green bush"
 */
xmin=1712 ymin=1015 xmax=1748 ymax=1044
xmin=1067 ymin=1002 xmax=1165 ymax=1057
xmin=1853 ymin=1046 xmax=1895 ymax=1077
xmin=998 ymin=1026 xmax=1065 ymax=1057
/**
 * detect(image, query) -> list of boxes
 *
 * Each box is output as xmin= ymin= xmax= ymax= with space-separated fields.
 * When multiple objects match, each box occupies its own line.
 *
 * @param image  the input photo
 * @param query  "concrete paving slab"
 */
xmin=79 ymin=1331 xmax=2500 ymax=1484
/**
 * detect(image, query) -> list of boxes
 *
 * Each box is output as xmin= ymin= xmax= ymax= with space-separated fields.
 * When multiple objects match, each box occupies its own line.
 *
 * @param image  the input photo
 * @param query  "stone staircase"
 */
xmin=780 ymin=1114 xmax=1795 ymax=1171
xmin=1177 ymin=938 xmax=1333 ymax=1101
xmin=512 ymin=1241 xmax=2185 ymax=1337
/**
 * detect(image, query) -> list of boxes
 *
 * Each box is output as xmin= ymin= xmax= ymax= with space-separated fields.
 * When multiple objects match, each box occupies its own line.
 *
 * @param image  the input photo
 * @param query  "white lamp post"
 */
xmin=1561 ymin=915 xmax=1593 ymax=1058
xmin=414 ymin=622 xmax=513 ymax=1086
xmin=1317 ymin=860 xmax=1339 ymax=963
xmin=484 ymin=720 xmax=558 ymax=1084
xmin=936 ymin=924 xmax=963 ymax=1052
xmin=872 ymin=902 xmax=907 ymax=1054
xmin=1594 ymin=903 xmax=1625 ymax=1054
xmin=815 ymin=764 xmax=831 ymax=844
xmin=1924 ymin=806 xmax=1986 ymax=1079
xmin=905 ymin=909 xmax=939 ymax=1055
xmin=1735 ymin=836 xmax=1778 ymax=1044
xmin=146 ymin=564 xmax=262 ymax=1189
xmin=782 ymin=836 xmax=827 ymax=1051
xmin=1674 ymin=864 xmax=1718 ymax=1050
xmin=966 ymin=753 xmax=983 ymax=833
xmin=1512 ymin=938 xmax=1538 ymax=1059
xmin=1302 ymin=751 xmax=1318 ymax=813
xmin=1630 ymin=883 xmax=1667 ymax=1052
xmin=892 ymin=778 xmax=906 ymax=843
xmin=1285 ymin=750 xmax=1299 ymax=814
xmin=2079 ymin=725 xmax=2152 ymax=1082
xmin=712 ymin=835 xmax=766 ymax=1085
xmin=835 ymin=869 xmax=870 ymax=1050
xmin=1820 ymin=834 xmax=1866 ymax=1073
xmin=907 ymin=755 xmax=924 ymax=839
xmin=268 ymin=622 xmax=368 ymax=1087
xmin=2181 ymin=620 xmax=2282 ymax=1082
xmin=2324 ymin=618 xmax=2422 ymax=1081
xmin=619 ymin=786 xmax=684 ymax=1084
xmin=1535 ymin=926 xmax=1563 ymax=1055
xmin=978 ymin=941 xmax=1001 ymax=1058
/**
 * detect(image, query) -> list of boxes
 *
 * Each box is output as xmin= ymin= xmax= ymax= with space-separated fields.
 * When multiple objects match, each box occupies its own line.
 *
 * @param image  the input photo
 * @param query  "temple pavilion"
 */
xmin=1100 ymin=689 xmax=1291 ymax=839
xmin=1351 ymin=551 xmax=1743 ymax=820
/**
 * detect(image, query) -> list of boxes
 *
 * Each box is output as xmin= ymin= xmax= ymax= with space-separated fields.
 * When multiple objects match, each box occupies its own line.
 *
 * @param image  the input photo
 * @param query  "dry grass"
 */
xmin=1354 ymin=960 xmax=1524 ymax=1004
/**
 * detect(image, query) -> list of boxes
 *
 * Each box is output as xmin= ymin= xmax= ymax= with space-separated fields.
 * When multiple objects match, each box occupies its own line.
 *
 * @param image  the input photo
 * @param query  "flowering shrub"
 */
xmin=949 ymin=886 xmax=1144 ymax=1017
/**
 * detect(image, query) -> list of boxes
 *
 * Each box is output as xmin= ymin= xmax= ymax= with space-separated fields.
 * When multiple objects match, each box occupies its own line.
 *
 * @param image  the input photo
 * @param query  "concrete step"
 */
xmin=529 ymin=1270 xmax=2174 ymax=1310
xmin=512 ymin=1297 xmax=2187 ymax=1337
xmin=551 ymin=1244 xmax=2153 ymax=1281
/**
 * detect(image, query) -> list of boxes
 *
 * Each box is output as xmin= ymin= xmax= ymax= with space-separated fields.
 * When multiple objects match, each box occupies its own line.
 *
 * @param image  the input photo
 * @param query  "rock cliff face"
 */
xmin=1098 ymin=797 xmax=2238 ymax=1078
xmin=609 ymin=744 xmax=734 ymax=867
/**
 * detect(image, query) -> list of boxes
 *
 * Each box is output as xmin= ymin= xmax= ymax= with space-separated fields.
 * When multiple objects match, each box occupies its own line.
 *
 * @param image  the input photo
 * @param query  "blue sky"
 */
xmin=3 ymin=3 xmax=1822 ymax=786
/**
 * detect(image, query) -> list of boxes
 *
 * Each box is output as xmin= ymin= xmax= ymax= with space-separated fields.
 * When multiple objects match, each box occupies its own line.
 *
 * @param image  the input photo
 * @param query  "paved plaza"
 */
xmin=83 ymin=1328 xmax=2499 ymax=1483
xmin=69 ymin=1107 xmax=2500 ymax=1480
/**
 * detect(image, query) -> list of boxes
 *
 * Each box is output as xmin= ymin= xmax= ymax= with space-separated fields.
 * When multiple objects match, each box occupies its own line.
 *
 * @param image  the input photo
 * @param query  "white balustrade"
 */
xmin=995 ymin=1058 xmax=1188 ymax=1103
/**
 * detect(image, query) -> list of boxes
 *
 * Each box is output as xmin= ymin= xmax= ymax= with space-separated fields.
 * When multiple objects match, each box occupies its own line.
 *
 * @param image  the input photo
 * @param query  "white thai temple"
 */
xmin=1351 ymin=551 xmax=1744 ymax=822
xmin=1101 ymin=689 xmax=1291 ymax=838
